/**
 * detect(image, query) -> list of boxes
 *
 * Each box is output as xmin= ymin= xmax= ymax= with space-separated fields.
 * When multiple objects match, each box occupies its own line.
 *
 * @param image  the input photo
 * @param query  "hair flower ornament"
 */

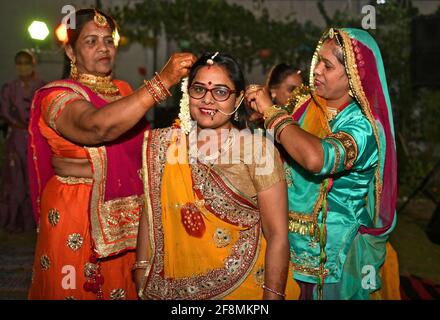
xmin=178 ymin=77 xmax=192 ymax=135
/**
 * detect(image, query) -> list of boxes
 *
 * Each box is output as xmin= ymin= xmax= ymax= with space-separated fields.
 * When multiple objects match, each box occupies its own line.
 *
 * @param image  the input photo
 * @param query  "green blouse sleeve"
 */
xmin=318 ymin=113 xmax=379 ymax=176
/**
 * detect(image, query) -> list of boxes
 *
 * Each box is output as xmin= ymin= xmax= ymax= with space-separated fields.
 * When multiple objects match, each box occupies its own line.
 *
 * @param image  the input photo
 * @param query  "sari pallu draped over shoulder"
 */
xmin=139 ymin=128 xmax=300 ymax=300
xmin=28 ymin=79 xmax=147 ymax=258
xmin=335 ymin=28 xmax=397 ymax=235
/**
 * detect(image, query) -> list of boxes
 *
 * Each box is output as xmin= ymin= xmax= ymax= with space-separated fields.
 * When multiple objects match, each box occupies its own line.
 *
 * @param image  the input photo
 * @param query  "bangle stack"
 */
xmin=144 ymin=72 xmax=172 ymax=104
xmin=132 ymin=260 xmax=149 ymax=271
xmin=263 ymin=105 xmax=298 ymax=144
xmin=262 ymin=284 xmax=286 ymax=298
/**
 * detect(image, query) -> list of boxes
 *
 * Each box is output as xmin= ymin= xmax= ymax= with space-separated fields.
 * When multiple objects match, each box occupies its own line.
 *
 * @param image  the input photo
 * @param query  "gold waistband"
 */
xmin=288 ymin=211 xmax=318 ymax=239
xmin=56 ymin=175 xmax=93 ymax=185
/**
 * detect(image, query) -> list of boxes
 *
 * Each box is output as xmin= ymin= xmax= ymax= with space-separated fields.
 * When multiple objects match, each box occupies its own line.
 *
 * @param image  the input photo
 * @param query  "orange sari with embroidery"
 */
xmin=138 ymin=128 xmax=300 ymax=299
xmin=28 ymin=79 xmax=146 ymax=300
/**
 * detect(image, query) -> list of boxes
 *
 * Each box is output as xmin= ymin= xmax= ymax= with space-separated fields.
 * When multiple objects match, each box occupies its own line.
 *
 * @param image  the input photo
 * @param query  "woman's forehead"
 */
xmin=319 ymin=39 xmax=341 ymax=61
xmin=79 ymin=20 xmax=113 ymax=38
xmin=194 ymin=65 xmax=233 ymax=85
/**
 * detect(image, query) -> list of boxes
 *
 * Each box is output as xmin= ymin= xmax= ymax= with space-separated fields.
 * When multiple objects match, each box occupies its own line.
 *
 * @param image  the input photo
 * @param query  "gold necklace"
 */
xmin=72 ymin=73 xmax=120 ymax=96
xmin=326 ymin=107 xmax=339 ymax=122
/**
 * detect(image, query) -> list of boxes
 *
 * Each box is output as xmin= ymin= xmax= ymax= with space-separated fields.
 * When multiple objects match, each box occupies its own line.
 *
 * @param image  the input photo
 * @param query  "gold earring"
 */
xmin=348 ymin=89 xmax=354 ymax=98
xmin=234 ymin=111 xmax=239 ymax=121
xmin=70 ymin=59 xmax=78 ymax=79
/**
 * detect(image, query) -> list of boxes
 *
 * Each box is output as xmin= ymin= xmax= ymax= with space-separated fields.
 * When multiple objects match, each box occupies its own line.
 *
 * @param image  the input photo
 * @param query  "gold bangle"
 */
xmin=144 ymin=79 xmax=161 ymax=103
xmin=154 ymin=72 xmax=172 ymax=97
xmin=132 ymin=260 xmax=149 ymax=271
xmin=268 ymin=114 xmax=291 ymax=131
xmin=264 ymin=112 xmax=288 ymax=130
xmin=262 ymin=284 xmax=286 ymax=298
xmin=262 ymin=105 xmax=284 ymax=120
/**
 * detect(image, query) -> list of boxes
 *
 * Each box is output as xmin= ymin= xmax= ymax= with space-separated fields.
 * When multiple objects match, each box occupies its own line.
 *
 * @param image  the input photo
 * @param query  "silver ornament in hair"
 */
xmin=206 ymin=52 xmax=219 ymax=65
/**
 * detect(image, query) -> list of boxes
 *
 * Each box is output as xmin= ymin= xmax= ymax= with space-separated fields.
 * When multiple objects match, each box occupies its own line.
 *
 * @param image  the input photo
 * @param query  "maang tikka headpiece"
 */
xmin=93 ymin=9 xmax=109 ymax=28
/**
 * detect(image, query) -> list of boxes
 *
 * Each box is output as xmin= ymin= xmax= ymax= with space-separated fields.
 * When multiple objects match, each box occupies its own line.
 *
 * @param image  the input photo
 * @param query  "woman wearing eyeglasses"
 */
xmin=134 ymin=52 xmax=300 ymax=300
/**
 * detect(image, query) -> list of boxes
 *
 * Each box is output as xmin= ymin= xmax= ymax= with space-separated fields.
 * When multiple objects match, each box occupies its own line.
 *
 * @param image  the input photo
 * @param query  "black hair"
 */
xmin=66 ymin=8 xmax=116 ymax=48
xmin=266 ymin=63 xmax=302 ymax=88
xmin=14 ymin=49 xmax=35 ymax=65
xmin=187 ymin=52 xmax=250 ymax=129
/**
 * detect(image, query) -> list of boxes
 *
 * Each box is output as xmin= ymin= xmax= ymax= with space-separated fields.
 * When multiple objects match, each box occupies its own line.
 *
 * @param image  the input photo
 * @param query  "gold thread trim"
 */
xmin=39 ymin=81 xmax=91 ymax=101
xmin=139 ymin=129 xmax=154 ymax=300
xmin=338 ymin=29 xmax=382 ymax=222
xmin=325 ymin=139 xmax=341 ymax=174
xmin=56 ymin=175 xmax=93 ymax=185
xmin=327 ymin=131 xmax=358 ymax=170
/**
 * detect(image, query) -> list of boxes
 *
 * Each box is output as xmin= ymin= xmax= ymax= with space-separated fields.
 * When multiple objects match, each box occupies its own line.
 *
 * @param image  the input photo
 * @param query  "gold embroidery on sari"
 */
xmin=48 ymin=208 xmax=60 ymax=226
xmin=110 ymin=288 xmax=126 ymax=300
xmin=192 ymin=164 xmax=260 ymax=228
xmin=86 ymin=147 xmax=140 ymax=257
xmin=101 ymin=195 xmax=143 ymax=239
xmin=285 ymin=165 xmax=294 ymax=187
xmin=40 ymin=254 xmax=50 ymax=271
xmin=288 ymin=180 xmax=328 ymax=242
xmin=47 ymin=92 xmax=83 ymax=131
xmin=290 ymin=250 xmax=330 ymax=278
xmin=326 ymin=139 xmax=341 ymax=174
xmin=213 ymin=228 xmax=232 ymax=248
xmin=56 ymin=175 xmax=93 ymax=185
xmin=67 ymin=233 xmax=84 ymax=251
xmin=327 ymin=131 xmax=358 ymax=170
xmin=40 ymin=80 xmax=91 ymax=100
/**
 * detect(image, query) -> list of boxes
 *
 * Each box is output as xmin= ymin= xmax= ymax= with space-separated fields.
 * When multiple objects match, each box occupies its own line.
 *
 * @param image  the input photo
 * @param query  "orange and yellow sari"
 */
xmin=138 ymin=128 xmax=300 ymax=299
xmin=28 ymin=79 xmax=146 ymax=300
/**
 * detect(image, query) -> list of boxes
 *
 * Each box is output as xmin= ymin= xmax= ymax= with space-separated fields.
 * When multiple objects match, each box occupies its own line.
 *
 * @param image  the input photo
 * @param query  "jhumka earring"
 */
xmin=70 ymin=58 xmax=78 ymax=79
xmin=234 ymin=111 xmax=239 ymax=122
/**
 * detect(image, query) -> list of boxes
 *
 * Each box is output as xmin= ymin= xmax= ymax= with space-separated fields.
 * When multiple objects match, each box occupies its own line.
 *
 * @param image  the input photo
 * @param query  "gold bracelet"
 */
xmin=268 ymin=114 xmax=291 ymax=131
xmin=262 ymin=104 xmax=284 ymax=120
xmin=154 ymin=72 xmax=172 ymax=97
xmin=144 ymin=79 xmax=162 ymax=103
xmin=262 ymin=284 xmax=286 ymax=298
xmin=132 ymin=260 xmax=149 ymax=271
xmin=264 ymin=112 xmax=288 ymax=130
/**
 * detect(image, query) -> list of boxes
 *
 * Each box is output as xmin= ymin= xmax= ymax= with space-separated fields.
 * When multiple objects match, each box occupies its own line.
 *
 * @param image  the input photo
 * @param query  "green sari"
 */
xmin=286 ymin=28 xmax=397 ymax=299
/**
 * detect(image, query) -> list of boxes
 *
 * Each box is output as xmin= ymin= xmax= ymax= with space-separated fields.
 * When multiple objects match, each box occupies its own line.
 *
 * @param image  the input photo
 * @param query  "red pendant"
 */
xmin=180 ymin=203 xmax=206 ymax=238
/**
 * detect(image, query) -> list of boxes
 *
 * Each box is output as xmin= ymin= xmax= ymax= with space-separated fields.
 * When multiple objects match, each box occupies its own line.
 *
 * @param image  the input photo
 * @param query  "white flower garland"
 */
xmin=178 ymin=77 xmax=193 ymax=135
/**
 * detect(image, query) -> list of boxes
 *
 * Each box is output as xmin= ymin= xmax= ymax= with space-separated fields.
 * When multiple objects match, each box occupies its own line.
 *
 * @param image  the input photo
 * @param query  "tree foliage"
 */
xmin=109 ymin=0 xmax=321 ymax=71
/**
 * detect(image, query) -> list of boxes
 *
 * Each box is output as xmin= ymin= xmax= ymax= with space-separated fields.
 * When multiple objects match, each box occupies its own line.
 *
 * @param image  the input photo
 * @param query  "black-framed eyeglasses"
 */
xmin=188 ymin=85 xmax=236 ymax=102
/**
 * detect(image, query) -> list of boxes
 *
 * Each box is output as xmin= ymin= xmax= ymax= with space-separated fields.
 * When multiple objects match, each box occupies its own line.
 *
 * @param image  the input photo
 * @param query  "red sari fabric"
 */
xmin=28 ymin=79 xmax=146 ymax=299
